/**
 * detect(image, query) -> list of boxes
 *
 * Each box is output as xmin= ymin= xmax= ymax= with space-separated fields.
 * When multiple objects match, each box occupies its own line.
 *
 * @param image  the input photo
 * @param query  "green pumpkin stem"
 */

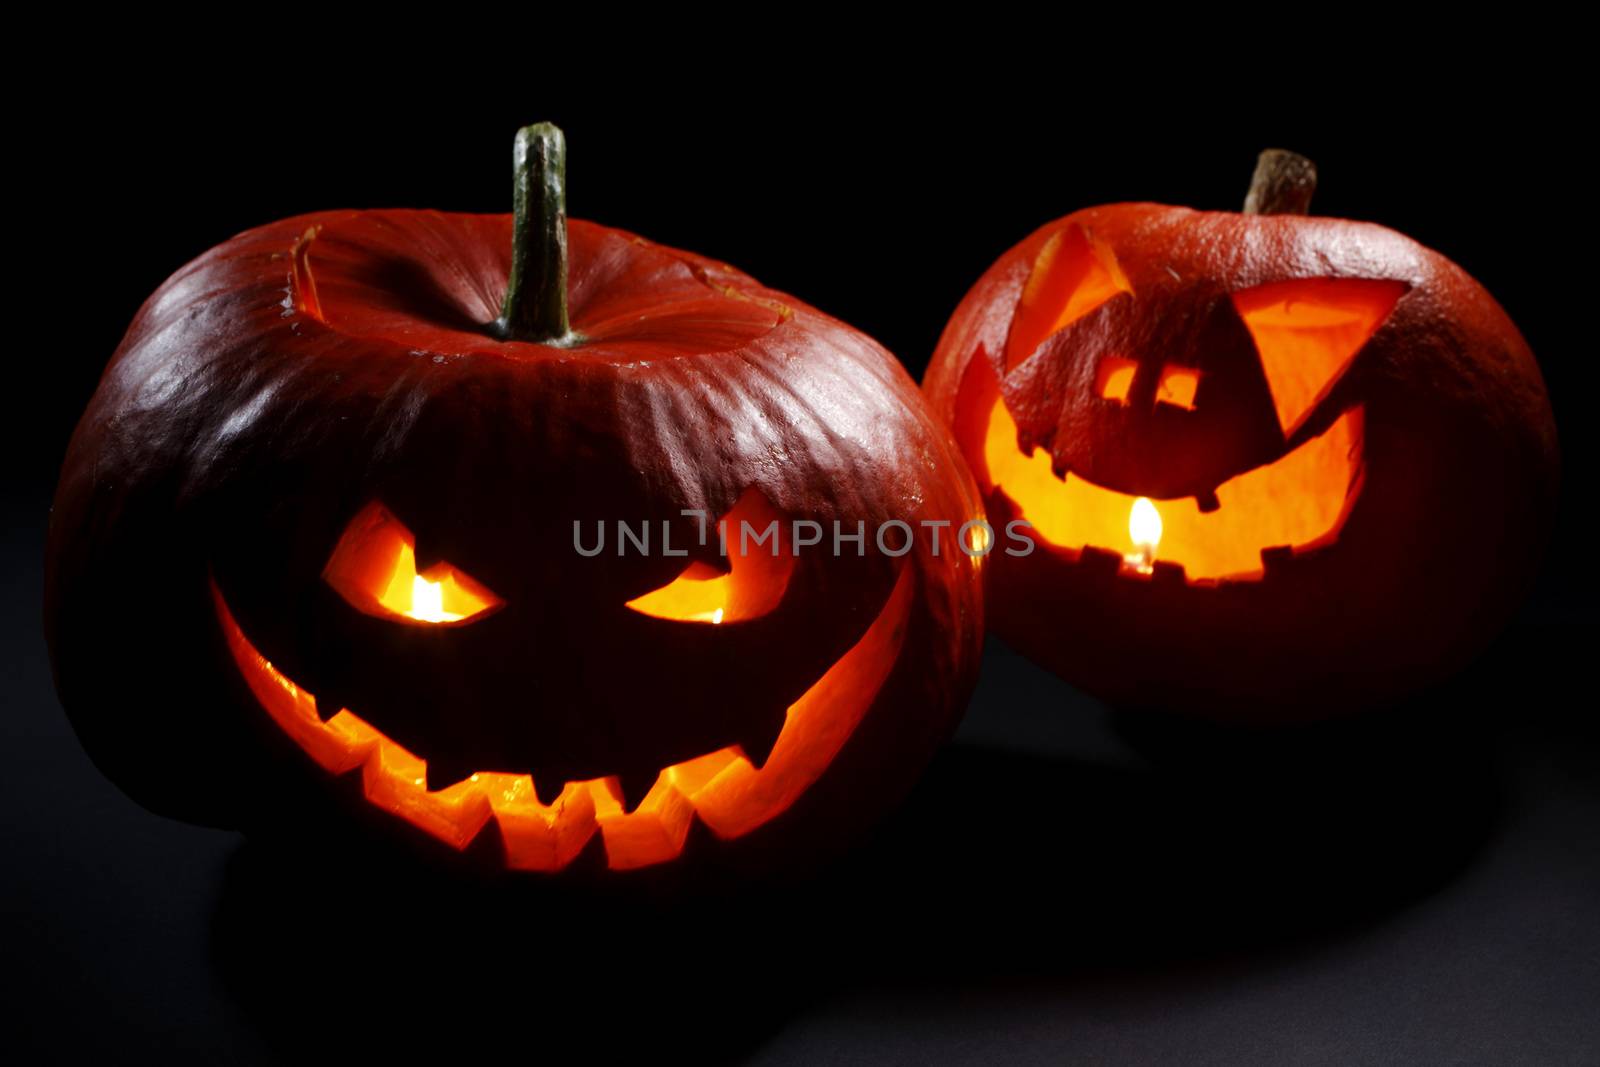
xmin=494 ymin=123 xmax=578 ymax=345
xmin=1244 ymin=149 xmax=1317 ymax=215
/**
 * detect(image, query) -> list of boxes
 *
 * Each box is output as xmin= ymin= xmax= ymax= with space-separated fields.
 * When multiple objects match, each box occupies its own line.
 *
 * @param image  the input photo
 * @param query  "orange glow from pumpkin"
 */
xmin=322 ymin=502 xmax=500 ymax=625
xmin=1233 ymin=277 xmax=1405 ymax=435
xmin=211 ymin=563 xmax=913 ymax=872
xmin=1005 ymin=226 xmax=1131 ymax=370
xmin=626 ymin=488 xmax=795 ymax=624
xmin=982 ymin=394 xmax=1362 ymax=582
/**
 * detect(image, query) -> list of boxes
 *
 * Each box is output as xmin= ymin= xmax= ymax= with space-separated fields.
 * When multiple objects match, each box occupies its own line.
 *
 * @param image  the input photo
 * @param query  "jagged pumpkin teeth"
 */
xmin=981 ymin=390 xmax=1363 ymax=582
xmin=209 ymin=564 xmax=916 ymax=871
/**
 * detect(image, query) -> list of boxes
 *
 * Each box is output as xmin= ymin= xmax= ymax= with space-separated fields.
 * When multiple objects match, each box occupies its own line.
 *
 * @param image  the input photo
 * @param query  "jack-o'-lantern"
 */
xmin=46 ymin=124 xmax=984 ymax=877
xmin=924 ymin=150 xmax=1557 ymax=721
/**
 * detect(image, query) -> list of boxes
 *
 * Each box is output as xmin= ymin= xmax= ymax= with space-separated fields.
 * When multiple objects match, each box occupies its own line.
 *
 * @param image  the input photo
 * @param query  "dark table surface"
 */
xmin=5 ymin=501 xmax=1597 ymax=1064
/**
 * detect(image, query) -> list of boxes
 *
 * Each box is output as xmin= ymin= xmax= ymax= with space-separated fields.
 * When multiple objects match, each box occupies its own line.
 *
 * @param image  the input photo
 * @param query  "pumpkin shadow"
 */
xmin=850 ymin=708 xmax=1498 ymax=976
xmin=824 ymin=639 xmax=1505 ymax=980
xmin=210 ymin=647 xmax=1502 ymax=1058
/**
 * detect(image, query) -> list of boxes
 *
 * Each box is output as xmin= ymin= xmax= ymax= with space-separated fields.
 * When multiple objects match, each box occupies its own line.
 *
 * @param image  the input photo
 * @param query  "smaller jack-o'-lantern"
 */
xmin=46 ymin=124 xmax=985 ymax=878
xmin=924 ymin=150 xmax=1558 ymax=721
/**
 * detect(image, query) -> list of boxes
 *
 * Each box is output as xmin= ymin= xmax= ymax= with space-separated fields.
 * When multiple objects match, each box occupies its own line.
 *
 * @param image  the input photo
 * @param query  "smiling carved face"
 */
xmin=209 ymin=490 xmax=914 ymax=873
xmin=969 ymin=222 xmax=1407 ymax=584
xmin=924 ymin=198 xmax=1557 ymax=720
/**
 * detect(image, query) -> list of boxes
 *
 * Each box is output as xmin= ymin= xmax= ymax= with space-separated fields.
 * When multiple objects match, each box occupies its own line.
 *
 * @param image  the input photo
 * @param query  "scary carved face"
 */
xmin=47 ymin=207 xmax=983 ymax=876
xmin=208 ymin=489 xmax=915 ymax=870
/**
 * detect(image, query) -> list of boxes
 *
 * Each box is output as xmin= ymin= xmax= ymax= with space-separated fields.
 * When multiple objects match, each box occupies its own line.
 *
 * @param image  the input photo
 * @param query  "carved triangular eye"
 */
xmin=1233 ymin=277 xmax=1407 ymax=436
xmin=323 ymin=502 xmax=502 ymax=625
xmin=626 ymin=487 xmax=795 ymax=624
xmin=1004 ymin=225 xmax=1131 ymax=371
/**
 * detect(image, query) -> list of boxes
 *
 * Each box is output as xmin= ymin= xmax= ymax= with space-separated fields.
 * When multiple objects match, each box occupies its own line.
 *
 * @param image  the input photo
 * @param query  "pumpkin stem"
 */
xmin=493 ymin=122 xmax=578 ymax=345
xmin=1243 ymin=149 xmax=1317 ymax=215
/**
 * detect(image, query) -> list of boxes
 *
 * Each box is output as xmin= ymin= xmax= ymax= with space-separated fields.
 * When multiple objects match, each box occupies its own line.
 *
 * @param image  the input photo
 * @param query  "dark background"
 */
xmin=7 ymin=57 xmax=1596 ymax=1064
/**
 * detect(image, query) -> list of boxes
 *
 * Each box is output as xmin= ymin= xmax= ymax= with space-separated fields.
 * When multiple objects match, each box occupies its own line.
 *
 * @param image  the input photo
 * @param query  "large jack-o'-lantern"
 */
xmin=924 ymin=151 xmax=1558 ymax=721
xmin=46 ymin=125 xmax=984 ymax=876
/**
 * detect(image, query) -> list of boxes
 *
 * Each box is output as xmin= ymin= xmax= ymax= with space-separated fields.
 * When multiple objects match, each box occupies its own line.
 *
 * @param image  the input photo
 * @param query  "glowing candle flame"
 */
xmin=408 ymin=575 xmax=463 ymax=623
xmin=1127 ymin=496 xmax=1162 ymax=573
xmin=1129 ymin=497 xmax=1163 ymax=549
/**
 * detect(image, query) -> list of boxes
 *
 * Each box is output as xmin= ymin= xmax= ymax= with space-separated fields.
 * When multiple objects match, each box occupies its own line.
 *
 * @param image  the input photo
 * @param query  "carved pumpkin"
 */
xmin=46 ymin=125 xmax=984 ymax=876
xmin=923 ymin=151 xmax=1557 ymax=721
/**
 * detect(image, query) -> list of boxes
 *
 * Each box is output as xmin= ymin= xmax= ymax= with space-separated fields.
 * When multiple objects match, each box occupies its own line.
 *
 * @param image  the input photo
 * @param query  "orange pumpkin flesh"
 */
xmin=925 ymin=155 xmax=1558 ymax=720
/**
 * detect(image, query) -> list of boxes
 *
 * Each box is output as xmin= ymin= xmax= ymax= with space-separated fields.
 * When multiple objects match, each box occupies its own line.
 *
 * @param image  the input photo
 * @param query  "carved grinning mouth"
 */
xmin=210 ymin=565 xmax=912 ymax=873
xmin=983 ymin=395 xmax=1365 ymax=584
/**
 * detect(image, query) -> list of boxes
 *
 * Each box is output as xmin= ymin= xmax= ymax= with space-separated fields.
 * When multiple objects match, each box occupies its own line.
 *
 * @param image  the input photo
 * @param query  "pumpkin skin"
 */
xmin=924 ymin=196 xmax=1557 ymax=722
xmin=46 ymin=197 xmax=984 ymax=877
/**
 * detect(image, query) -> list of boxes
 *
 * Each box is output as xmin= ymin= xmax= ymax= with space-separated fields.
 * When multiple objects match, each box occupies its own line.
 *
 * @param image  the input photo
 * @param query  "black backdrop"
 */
xmin=6 ymin=54 xmax=1596 ymax=1064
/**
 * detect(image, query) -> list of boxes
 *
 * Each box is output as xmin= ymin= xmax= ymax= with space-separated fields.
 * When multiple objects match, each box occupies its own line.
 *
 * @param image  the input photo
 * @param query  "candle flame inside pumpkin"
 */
xmin=1127 ymin=496 xmax=1163 ymax=573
